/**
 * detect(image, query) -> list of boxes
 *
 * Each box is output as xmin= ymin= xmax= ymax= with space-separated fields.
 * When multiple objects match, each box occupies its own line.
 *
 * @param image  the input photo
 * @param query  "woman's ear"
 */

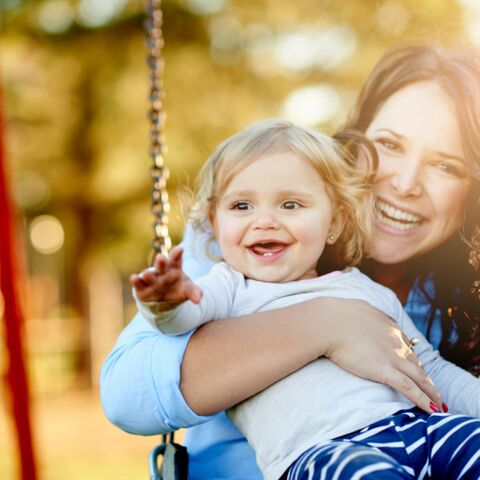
xmin=327 ymin=208 xmax=346 ymax=244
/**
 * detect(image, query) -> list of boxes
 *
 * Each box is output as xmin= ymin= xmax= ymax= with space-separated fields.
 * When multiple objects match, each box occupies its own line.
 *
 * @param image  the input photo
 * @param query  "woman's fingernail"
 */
xmin=429 ymin=401 xmax=439 ymax=413
xmin=442 ymin=403 xmax=449 ymax=413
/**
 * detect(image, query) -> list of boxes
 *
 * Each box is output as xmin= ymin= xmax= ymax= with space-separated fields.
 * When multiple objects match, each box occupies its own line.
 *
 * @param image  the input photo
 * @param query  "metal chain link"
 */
xmin=146 ymin=0 xmax=171 ymax=259
xmin=146 ymin=0 xmax=177 ymax=447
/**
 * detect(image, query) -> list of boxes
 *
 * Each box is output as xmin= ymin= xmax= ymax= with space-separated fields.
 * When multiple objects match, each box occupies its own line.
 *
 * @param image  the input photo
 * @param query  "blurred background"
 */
xmin=0 ymin=0 xmax=479 ymax=478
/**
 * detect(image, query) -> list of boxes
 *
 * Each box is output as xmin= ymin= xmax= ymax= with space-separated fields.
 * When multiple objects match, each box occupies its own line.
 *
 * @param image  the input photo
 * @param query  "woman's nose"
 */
xmin=389 ymin=161 xmax=423 ymax=197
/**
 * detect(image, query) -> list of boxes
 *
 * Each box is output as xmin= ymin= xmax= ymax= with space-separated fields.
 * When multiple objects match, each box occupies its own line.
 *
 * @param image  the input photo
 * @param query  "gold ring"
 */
xmin=407 ymin=337 xmax=419 ymax=349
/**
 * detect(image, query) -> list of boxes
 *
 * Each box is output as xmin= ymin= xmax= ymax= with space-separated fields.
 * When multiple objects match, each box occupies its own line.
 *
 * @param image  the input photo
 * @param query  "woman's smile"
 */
xmin=375 ymin=198 xmax=424 ymax=233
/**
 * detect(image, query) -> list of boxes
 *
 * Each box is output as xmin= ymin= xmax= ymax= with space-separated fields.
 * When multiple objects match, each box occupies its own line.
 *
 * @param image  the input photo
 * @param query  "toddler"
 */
xmin=131 ymin=119 xmax=480 ymax=480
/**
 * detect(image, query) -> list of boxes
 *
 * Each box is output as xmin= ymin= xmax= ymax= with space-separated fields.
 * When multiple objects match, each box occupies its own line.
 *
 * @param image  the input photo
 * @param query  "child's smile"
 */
xmin=211 ymin=151 xmax=342 ymax=283
xmin=246 ymin=240 xmax=291 ymax=262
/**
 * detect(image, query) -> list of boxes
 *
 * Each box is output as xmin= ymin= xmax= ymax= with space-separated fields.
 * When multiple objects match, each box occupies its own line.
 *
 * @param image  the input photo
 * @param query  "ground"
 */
xmin=0 ymin=388 xmax=184 ymax=480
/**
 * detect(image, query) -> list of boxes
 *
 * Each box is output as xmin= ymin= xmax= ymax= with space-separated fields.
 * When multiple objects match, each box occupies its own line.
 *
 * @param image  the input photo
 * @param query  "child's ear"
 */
xmin=327 ymin=208 xmax=346 ymax=244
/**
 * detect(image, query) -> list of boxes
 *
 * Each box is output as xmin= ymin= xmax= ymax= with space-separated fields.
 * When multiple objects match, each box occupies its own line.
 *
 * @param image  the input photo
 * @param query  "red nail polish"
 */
xmin=442 ymin=403 xmax=449 ymax=413
xmin=429 ymin=401 xmax=439 ymax=413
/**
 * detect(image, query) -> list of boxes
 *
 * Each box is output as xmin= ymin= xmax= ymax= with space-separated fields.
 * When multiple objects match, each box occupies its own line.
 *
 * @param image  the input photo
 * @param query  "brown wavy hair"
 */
xmin=341 ymin=44 xmax=480 ymax=374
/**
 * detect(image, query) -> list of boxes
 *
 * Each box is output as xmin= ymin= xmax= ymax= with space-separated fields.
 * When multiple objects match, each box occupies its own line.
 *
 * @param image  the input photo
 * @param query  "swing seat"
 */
xmin=149 ymin=435 xmax=189 ymax=480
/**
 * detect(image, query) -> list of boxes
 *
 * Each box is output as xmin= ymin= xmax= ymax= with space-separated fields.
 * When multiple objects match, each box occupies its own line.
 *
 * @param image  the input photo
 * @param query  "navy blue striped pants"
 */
xmin=285 ymin=408 xmax=480 ymax=479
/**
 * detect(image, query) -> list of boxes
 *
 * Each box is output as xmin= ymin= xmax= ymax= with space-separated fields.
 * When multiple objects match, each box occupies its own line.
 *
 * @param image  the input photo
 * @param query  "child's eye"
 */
xmin=282 ymin=200 xmax=302 ymax=210
xmin=231 ymin=201 xmax=252 ymax=210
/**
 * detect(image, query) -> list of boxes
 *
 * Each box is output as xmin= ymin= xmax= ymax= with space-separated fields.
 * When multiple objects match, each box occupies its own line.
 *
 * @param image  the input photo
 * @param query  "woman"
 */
xmin=345 ymin=45 xmax=480 ymax=374
xmin=100 ymin=44 xmax=480 ymax=479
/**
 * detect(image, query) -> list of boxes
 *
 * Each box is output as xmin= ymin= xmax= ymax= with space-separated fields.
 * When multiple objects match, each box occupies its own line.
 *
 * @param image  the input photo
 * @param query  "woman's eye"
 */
xmin=231 ymin=201 xmax=252 ymax=210
xmin=376 ymin=138 xmax=400 ymax=152
xmin=433 ymin=162 xmax=466 ymax=178
xmin=282 ymin=200 xmax=302 ymax=210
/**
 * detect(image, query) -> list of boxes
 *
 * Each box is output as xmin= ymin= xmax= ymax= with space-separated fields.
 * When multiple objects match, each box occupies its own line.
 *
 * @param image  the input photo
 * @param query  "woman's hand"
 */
xmin=180 ymin=297 xmax=442 ymax=415
xmin=320 ymin=299 xmax=443 ymax=414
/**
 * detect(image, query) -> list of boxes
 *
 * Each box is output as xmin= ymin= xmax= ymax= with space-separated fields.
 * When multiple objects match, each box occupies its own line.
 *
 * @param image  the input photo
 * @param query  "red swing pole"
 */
xmin=0 ymin=82 xmax=38 ymax=479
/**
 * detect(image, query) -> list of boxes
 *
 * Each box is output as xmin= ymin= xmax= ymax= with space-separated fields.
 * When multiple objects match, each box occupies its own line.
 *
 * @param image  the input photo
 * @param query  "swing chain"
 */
xmin=146 ymin=0 xmax=171 ymax=258
xmin=145 ymin=3 xmax=186 ymax=471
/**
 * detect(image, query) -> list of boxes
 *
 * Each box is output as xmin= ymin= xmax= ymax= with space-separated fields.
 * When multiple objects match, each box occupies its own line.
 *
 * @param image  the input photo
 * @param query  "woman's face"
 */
xmin=365 ymin=81 xmax=472 ymax=265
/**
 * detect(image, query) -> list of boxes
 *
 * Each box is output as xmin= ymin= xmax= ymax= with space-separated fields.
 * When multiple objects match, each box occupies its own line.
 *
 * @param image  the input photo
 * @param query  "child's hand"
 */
xmin=129 ymin=246 xmax=203 ymax=305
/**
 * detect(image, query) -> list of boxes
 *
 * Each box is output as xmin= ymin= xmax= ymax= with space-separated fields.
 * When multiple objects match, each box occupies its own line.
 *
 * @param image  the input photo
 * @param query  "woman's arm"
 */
xmin=101 ymin=226 xmax=440 ymax=434
xmin=100 ymin=296 xmax=440 ymax=435
xmin=181 ymin=297 xmax=442 ymax=415
xmin=100 ymin=313 xmax=213 ymax=435
xmin=397 ymin=306 xmax=480 ymax=417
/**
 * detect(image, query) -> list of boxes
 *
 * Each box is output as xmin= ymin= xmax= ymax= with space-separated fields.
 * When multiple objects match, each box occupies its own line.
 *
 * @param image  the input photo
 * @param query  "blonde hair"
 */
xmin=188 ymin=118 xmax=375 ymax=268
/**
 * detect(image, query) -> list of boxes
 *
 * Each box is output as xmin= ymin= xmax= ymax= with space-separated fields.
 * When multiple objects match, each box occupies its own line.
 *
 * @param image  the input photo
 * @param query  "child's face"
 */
xmin=211 ymin=151 xmax=342 ymax=282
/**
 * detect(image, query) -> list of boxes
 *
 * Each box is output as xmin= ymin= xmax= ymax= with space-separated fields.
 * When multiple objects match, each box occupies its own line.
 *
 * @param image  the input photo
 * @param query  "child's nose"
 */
xmin=253 ymin=212 xmax=280 ymax=230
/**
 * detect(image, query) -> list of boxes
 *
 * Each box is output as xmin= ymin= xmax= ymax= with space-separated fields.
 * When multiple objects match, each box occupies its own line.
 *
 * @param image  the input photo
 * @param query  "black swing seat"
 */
xmin=149 ymin=433 xmax=189 ymax=480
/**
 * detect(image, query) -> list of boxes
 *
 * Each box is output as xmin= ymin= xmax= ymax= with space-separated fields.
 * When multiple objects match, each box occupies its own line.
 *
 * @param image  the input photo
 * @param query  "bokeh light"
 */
xmin=37 ymin=0 xmax=75 ymax=33
xmin=77 ymin=0 xmax=127 ymax=28
xmin=282 ymin=84 xmax=342 ymax=127
xmin=313 ymin=26 xmax=357 ymax=72
xmin=14 ymin=171 xmax=51 ymax=209
xmin=209 ymin=16 xmax=245 ymax=64
xmin=274 ymin=30 xmax=319 ymax=72
xmin=184 ymin=0 xmax=227 ymax=16
xmin=458 ymin=0 xmax=480 ymax=44
xmin=376 ymin=1 xmax=410 ymax=35
xmin=457 ymin=0 xmax=480 ymax=9
xmin=29 ymin=215 xmax=65 ymax=255
xmin=274 ymin=26 xmax=357 ymax=73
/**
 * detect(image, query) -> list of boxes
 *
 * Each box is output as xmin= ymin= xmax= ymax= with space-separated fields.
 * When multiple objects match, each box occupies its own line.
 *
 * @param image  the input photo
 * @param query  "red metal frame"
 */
xmin=0 ymin=84 xmax=37 ymax=479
